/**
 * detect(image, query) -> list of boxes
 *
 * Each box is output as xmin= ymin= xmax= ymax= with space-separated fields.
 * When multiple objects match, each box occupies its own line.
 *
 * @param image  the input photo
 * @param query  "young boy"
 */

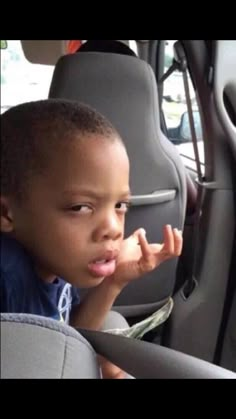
xmin=1 ymin=100 xmax=182 ymax=378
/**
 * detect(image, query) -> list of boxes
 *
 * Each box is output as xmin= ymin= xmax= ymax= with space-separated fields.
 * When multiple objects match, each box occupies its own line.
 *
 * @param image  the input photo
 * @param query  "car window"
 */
xmin=1 ymin=40 xmax=54 ymax=114
xmin=162 ymin=40 xmax=205 ymax=174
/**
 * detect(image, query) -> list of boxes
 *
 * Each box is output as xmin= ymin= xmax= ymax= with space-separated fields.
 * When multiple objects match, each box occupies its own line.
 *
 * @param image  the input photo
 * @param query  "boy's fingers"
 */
xmin=99 ymin=356 xmax=124 ymax=379
xmin=131 ymin=225 xmax=183 ymax=262
xmin=132 ymin=228 xmax=146 ymax=241
xmin=162 ymin=225 xmax=174 ymax=255
xmin=138 ymin=229 xmax=151 ymax=261
xmin=173 ymin=228 xmax=183 ymax=255
xmin=113 ymin=370 xmax=126 ymax=379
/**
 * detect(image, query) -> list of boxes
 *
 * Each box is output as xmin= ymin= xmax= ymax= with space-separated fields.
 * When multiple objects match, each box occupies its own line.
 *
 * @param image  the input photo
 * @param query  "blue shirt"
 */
xmin=0 ymin=234 xmax=80 ymax=324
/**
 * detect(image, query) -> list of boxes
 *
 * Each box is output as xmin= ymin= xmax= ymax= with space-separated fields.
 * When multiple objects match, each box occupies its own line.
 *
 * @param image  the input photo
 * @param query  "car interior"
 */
xmin=1 ymin=40 xmax=236 ymax=378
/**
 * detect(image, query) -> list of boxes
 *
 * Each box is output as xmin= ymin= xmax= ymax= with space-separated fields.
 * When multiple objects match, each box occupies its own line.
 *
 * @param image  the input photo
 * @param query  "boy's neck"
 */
xmin=34 ymin=265 xmax=57 ymax=283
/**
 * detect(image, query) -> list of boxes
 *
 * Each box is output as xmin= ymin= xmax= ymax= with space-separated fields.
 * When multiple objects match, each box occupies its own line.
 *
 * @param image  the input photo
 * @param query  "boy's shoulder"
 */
xmin=0 ymin=233 xmax=39 ymax=313
xmin=0 ymin=234 xmax=79 ymax=317
xmin=0 ymin=234 xmax=80 ymax=315
xmin=1 ymin=233 xmax=31 ymax=275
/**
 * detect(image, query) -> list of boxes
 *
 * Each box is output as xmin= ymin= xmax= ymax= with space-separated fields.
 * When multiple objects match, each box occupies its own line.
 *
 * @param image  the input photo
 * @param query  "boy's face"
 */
xmin=8 ymin=136 xmax=130 ymax=287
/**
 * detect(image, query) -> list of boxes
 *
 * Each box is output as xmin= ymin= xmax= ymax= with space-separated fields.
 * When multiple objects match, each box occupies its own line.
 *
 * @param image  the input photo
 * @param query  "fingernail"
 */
xmin=174 ymin=228 xmax=181 ymax=235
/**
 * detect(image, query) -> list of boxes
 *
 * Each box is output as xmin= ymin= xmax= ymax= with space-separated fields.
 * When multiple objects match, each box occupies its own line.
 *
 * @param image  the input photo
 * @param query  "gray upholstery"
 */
xmin=0 ymin=313 xmax=100 ymax=379
xmin=2 ymin=313 xmax=235 ymax=379
xmin=220 ymin=290 xmax=236 ymax=372
xmin=214 ymin=41 xmax=236 ymax=159
xmin=49 ymin=52 xmax=187 ymax=315
xmin=0 ymin=311 xmax=131 ymax=379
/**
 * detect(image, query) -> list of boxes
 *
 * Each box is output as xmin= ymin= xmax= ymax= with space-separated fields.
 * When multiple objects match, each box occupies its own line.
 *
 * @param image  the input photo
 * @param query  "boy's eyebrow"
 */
xmin=62 ymin=188 xmax=131 ymax=199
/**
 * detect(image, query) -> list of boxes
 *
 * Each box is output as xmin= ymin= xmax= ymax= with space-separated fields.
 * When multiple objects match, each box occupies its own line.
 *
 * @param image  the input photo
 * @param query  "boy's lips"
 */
xmin=88 ymin=250 xmax=119 ymax=278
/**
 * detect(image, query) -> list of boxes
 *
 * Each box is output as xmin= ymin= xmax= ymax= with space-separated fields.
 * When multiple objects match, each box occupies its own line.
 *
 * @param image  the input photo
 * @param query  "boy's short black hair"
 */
xmin=78 ymin=40 xmax=136 ymax=57
xmin=1 ymin=99 xmax=121 ymax=200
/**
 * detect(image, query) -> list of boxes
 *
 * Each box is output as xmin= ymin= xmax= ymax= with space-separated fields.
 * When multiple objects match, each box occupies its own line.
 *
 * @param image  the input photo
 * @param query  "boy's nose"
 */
xmin=92 ymin=213 xmax=123 ymax=242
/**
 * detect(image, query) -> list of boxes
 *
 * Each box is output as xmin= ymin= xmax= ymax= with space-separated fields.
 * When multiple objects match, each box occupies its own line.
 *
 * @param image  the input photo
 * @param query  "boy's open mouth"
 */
xmin=88 ymin=253 xmax=118 ymax=278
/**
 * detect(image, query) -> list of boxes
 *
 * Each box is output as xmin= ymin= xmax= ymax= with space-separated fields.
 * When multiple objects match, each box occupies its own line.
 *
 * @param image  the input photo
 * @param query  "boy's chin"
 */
xmin=71 ymin=273 xmax=105 ymax=289
xmin=86 ymin=276 xmax=105 ymax=288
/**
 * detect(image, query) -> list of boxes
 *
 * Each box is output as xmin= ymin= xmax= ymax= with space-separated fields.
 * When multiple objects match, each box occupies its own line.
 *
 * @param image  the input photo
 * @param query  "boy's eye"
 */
xmin=70 ymin=205 xmax=92 ymax=213
xmin=115 ymin=202 xmax=130 ymax=213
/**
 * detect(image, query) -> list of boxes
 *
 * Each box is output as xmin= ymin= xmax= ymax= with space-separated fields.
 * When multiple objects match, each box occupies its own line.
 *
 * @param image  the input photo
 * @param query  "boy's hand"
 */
xmin=98 ymin=355 xmax=126 ymax=379
xmin=111 ymin=224 xmax=182 ymax=288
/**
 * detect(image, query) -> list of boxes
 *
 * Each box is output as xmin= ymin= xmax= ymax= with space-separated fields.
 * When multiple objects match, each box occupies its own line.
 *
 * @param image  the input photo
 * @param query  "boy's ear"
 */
xmin=0 ymin=196 xmax=14 ymax=233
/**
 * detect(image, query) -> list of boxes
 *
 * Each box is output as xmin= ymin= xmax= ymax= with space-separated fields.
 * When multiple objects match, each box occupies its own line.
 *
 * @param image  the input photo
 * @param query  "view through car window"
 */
xmin=162 ymin=41 xmax=205 ymax=173
xmin=1 ymin=40 xmax=54 ymax=114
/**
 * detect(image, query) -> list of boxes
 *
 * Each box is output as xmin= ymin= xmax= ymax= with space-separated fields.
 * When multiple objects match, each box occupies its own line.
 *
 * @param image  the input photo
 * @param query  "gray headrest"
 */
xmin=49 ymin=52 xmax=186 ymax=198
